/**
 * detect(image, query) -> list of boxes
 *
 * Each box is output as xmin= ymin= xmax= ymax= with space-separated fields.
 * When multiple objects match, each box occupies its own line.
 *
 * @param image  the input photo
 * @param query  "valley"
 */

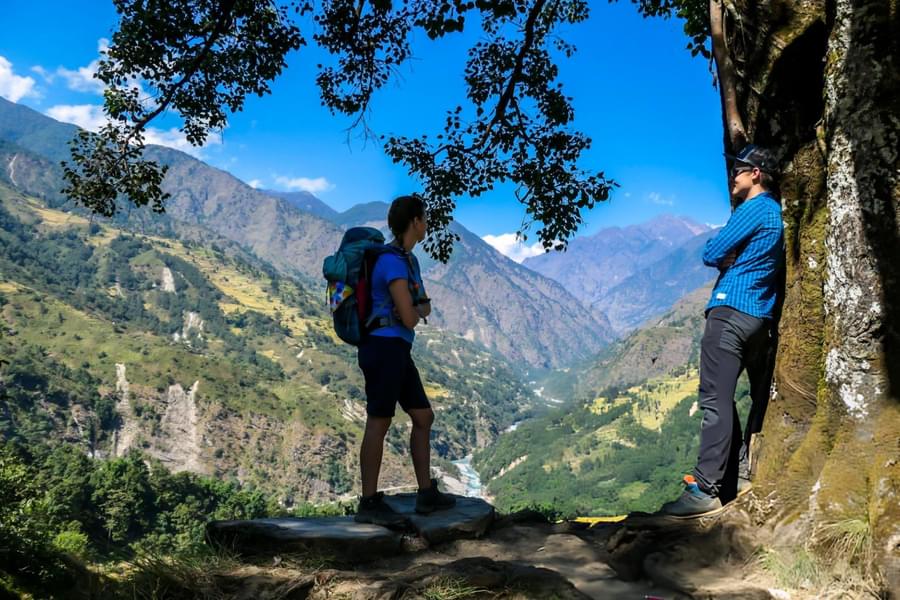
xmin=0 ymin=95 xmax=726 ymax=575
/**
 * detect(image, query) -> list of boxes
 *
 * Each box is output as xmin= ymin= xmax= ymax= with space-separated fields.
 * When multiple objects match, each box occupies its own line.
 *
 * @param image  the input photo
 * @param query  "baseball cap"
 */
xmin=726 ymin=144 xmax=779 ymax=175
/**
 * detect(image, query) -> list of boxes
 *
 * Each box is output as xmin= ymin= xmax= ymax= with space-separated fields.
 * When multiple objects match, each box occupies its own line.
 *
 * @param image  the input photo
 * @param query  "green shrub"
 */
xmin=52 ymin=529 xmax=90 ymax=560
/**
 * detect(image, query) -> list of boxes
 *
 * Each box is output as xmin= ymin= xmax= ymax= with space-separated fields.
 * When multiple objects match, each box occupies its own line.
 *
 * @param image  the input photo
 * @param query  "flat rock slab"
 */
xmin=206 ymin=517 xmax=403 ymax=561
xmin=383 ymin=493 xmax=495 ymax=544
xmin=206 ymin=494 xmax=494 ymax=561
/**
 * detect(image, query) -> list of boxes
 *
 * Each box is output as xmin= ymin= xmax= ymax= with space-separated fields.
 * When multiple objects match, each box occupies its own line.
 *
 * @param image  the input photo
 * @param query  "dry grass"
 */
xmin=812 ymin=515 xmax=883 ymax=592
xmin=754 ymin=541 xmax=885 ymax=599
xmin=421 ymin=575 xmax=487 ymax=600
xmin=755 ymin=546 xmax=823 ymax=591
xmin=123 ymin=548 xmax=241 ymax=600
xmin=31 ymin=204 xmax=89 ymax=227
xmin=424 ymin=383 xmax=451 ymax=398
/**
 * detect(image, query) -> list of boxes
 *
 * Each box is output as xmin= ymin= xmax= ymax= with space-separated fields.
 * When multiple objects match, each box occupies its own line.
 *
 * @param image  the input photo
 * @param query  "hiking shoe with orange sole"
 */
xmin=658 ymin=475 xmax=724 ymax=519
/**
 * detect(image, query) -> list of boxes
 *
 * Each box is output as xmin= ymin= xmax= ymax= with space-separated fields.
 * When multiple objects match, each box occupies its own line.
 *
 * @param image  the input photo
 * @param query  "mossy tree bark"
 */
xmin=715 ymin=0 xmax=899 ymax=588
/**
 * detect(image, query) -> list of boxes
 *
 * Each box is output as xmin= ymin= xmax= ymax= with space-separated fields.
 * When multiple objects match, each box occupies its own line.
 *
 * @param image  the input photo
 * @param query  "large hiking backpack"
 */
xmin=323 ymin=227 xmax=384 ymax=345
xmin=323 ymin=227 xmax=425 ymax=346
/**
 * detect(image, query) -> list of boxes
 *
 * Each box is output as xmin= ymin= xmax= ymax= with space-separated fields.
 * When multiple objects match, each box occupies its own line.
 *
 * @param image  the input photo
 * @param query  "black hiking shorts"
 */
xmin=357 ymin=335 xmax=430 ymax=418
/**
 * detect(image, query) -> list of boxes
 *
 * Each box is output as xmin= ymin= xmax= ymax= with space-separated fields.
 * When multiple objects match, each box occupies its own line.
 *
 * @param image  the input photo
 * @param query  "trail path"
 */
xmin=203 ymin=498 xmax=795 ymax=599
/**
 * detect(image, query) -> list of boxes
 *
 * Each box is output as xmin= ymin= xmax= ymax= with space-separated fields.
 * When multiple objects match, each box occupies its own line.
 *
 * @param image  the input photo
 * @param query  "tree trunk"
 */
xmin=719 ymin=0 xmax=900 ymax=589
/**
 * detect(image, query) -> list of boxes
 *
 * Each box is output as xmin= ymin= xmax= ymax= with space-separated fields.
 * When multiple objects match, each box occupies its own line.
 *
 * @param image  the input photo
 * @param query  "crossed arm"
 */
xmin=388 ymin=279 xmax=431 ymax=329
xmin=703 ymin=203 xmax=757 ymax=269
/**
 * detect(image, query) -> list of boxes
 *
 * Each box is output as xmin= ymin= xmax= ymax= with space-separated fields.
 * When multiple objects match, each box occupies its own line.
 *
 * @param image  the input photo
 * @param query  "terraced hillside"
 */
xmin=474 ymin=289 xmax=752 ymax=517
xmin=539 ymin=285 xmax=711 ymax=403
xmin=0 ymin=183 xmax=535 ymax=505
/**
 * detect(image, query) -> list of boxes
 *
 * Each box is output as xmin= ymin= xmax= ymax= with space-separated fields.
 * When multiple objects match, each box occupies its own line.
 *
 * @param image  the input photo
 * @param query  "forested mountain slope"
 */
xmin=0 ymin=182 xmax=534 ymax=505
xmin=475 ymin=286 xmax=719 ymax=516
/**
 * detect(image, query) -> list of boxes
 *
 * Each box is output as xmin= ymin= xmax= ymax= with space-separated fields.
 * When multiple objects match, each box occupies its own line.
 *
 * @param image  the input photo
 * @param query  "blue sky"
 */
xmin=0 ymin=1 xmax=730 ymax=261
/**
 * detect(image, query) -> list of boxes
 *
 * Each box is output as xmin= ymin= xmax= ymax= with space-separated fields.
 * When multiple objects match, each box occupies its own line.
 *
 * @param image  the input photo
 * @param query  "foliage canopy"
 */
xmin=63 ymin=0 xmax=709 ymax=261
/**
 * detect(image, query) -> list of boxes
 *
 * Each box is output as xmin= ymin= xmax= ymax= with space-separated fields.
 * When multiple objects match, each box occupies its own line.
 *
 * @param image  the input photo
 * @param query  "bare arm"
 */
xmin=389 ymin=279 xmax=419 ymax=330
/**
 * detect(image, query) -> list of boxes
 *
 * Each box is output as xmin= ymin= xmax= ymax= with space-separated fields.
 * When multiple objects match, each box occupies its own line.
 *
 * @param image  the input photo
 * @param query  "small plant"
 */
xmin=813 ymin=516 xmax=876 ymax=579
xmin=421 ymin=576 xmax=485 ymax=600
xmin=815 ymin=517 xmax=872 ymax=564
xmin=755 ymin=547 xmax=823 ymax=590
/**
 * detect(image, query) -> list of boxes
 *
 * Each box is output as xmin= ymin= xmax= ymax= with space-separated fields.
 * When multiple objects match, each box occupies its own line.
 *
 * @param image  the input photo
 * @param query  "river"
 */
xmin=450 ymin=455 xmax=484 ymax=498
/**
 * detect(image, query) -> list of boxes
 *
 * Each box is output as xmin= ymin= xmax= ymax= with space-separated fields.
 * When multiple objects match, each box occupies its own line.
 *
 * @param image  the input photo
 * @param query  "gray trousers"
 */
xmin=693 ymin=306 xmax=777 ymax=499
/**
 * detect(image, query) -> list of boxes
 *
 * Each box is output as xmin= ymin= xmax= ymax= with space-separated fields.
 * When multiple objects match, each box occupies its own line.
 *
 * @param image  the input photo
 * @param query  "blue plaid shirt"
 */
xmin=703 ymin=191 xmax=784 ymax=319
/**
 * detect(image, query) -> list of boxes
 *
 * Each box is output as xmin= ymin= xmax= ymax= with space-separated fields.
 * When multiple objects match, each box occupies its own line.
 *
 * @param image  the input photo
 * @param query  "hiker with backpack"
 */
xmin=323 ymin=195 xmax=455 ymax=526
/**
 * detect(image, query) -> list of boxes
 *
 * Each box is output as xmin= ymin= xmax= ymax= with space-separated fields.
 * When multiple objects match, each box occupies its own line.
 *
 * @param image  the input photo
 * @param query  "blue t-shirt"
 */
xmin=703 ymin=191 xmax=785 ymax=319
xmin=369 ymin=250 xmax=425 ymax=344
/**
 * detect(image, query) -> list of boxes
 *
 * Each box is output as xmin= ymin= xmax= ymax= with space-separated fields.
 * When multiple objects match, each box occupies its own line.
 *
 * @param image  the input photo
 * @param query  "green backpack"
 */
xmin=323 ymin=227 xmax=385 ymax=345
xmin=324 ymin=227 xmax=429 ymax=345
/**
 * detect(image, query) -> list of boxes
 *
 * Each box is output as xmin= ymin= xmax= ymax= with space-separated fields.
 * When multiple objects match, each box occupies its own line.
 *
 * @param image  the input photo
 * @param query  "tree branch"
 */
xmin=128 ymin=0 xmax=239 ymax=138
xmin=484 ymin=0 xmax=548 ymax=143
xmin=709 ymin=0 xmax=746 ymax=150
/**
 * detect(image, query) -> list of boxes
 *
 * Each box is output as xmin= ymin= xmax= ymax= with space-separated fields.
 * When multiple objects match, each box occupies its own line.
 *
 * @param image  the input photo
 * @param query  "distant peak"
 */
xmin=632 ymin=214 xmax=710 ymax=237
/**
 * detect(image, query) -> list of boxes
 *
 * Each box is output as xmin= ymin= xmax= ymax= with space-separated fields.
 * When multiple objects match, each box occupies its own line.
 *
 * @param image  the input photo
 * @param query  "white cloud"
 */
xmin=275 ymin=176 xmax=335 ymax=194
xmin=0 ymin=56 xmax=38 ymax=102
xmin=247 ymin=179 xmax=263 ymax=189
xmin=648 ymin=191 xmax=675 ymax=206
xmin=482 ymin=233 xmax=546 ymax=263
xmin=30 ymin=65 xmax=55 ymax=84
xmin=57 ymin=64 xmax=104 ymax=94
xmin=45 ymin=103 xmax=220 ymax=158
xmin=46 ymin=104 xmax=107 ymax=131
xmin=145 ymin=127 xmax=207 ymax=154
xmin=56 ymin=39 xmax=108 ymax=94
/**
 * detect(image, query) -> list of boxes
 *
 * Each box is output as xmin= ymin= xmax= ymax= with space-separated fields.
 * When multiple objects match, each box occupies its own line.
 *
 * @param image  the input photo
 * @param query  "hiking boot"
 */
xmin=659 ymin=475 xmax=723 ymax=518
xmin=354 ymin=492 xmax=409 ymax=529
xmin=415 ymin=478 xmax=456 ymax=514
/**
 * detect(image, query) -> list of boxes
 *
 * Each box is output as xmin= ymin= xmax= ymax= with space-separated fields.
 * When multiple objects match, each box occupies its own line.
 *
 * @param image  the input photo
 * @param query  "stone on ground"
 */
xmin=383 ymin=493 xmax=494 ymax=543
xmin=206 ymin=517 xmax=403 ymax=562
xmin=206 ymin=493 xmax=493 ymax=561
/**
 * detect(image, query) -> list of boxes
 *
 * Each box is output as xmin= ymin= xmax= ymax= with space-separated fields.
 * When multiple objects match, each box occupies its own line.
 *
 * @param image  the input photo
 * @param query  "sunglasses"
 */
xmin=731 ymin=166 xmax=755 ymax=178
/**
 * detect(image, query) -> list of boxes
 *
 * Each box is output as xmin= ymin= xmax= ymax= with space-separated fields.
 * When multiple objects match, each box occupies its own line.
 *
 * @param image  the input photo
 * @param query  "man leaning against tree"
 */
xmin=660 ymin=144 xmax=785 ymax=518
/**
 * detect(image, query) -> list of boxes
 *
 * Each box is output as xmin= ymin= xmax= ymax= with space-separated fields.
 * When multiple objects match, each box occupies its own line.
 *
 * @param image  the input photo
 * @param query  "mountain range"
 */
xmin=524 ymin=215 xmax=716 ymax=333
xmin=0 ymin=97 xmax=614 ymax=368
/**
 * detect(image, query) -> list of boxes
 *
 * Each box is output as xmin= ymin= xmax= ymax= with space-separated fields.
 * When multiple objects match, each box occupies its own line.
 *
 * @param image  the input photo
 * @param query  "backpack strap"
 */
xmin=363 ymin=244 xmax=422 ymax=331
xmin=361 ymin=246 xmax=399 ymax=331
